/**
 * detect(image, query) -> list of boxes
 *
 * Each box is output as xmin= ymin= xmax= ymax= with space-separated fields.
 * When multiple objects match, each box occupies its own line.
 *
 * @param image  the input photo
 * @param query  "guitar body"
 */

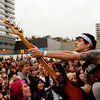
xmin=62 ymin=78 xmax=85 ymax=100
xmin=55 ymin=62 xmax=85 ymax=100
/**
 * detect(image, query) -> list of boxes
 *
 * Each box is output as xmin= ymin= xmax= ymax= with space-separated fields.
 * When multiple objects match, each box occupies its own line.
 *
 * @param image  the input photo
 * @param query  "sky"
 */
xmin=14 ymin=0 xmax=100 ymax=40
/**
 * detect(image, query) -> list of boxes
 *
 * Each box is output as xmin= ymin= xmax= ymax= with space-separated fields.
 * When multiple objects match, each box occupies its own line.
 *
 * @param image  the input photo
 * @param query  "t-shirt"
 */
xmin=83 ymin=61 xmax=100 ymax=85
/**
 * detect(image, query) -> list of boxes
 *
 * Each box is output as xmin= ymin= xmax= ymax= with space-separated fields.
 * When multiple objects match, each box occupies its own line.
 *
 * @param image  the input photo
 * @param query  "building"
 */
xmin=96 ymin=23 xmax=100 ymax=40
xmin=0 ymin=0 xmax=16 ymax=55
xmin=52 ymin=37 xmax=63 ymax=42
xmin=14 ymin=38 xmax=61 ymax=54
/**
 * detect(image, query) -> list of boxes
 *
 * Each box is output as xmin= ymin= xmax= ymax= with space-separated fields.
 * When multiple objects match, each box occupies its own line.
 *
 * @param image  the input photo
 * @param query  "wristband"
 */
xmin=42 ymin=51 xmax=47 ymax=57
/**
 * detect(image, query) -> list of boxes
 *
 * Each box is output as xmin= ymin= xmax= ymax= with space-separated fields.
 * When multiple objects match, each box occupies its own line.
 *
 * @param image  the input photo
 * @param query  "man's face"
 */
xmin=75 ymin=38 xmax=89 ymax=52
xmin=22 ymin=64 xmax=30 ymax=75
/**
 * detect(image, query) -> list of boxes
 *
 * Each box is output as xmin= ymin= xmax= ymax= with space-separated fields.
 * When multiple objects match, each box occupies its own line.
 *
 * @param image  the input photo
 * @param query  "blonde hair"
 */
xmin=67 ymin=73 xmax=76 ymax=80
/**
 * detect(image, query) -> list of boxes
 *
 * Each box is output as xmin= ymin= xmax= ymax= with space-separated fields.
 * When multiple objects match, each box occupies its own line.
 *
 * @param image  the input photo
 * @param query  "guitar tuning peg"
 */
xmin=6 ymin=15 xmax=12 ymax=22
xmin=18 ymin=27 xmax=23 ymax=33
xmin=14 ymin=22 xmax=20 ymax=29
xmin=10 ymin=20 xmax=15 ymax=26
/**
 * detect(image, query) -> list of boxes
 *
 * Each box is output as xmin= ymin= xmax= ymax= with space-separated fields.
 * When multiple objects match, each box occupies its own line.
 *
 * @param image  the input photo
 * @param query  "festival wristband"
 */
xmin=42 ymin=51 xmax=47 ymax=57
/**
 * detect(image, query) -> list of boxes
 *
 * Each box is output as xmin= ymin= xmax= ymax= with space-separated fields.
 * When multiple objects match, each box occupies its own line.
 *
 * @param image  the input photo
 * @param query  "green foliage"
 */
xmin=57 ymin=37 xmax=61 ymax=41
xmin=25 ymin=36 xmax=28 ymax=40
xmin=71 ymin=38 xmax=74 ymax=41
xmin=31 ymin=35 xmax=35 ymax=39
xmin=63 ymin=37 xmax=70 ymax=42
xmin=16 ymin=37 xmax=19 ymax=39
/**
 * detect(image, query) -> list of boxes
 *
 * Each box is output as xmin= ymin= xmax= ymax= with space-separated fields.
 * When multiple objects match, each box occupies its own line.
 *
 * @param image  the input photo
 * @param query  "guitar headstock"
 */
xmin=3 ymin=17 xmax=24 ymax=37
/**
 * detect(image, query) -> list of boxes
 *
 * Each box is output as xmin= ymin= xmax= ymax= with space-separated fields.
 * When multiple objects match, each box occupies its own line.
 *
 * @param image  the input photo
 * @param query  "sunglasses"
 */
xmin=3 ymin=77 xmax=7 ymax=79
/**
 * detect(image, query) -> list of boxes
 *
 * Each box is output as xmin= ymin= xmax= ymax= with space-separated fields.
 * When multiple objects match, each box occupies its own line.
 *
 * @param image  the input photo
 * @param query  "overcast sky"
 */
xmin=15 ymin=0 xmax=100 ymax=39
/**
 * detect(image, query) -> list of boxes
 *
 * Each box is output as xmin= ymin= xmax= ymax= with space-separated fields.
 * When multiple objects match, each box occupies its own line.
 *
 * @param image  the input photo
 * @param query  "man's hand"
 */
xmin=28 ymin=44 xmax=43 ymax=58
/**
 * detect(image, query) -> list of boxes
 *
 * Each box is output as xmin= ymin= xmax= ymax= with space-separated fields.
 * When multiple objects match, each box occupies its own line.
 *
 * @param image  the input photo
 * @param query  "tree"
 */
xmin=25 ymin=36 xmax=28 ymax=40
xmin=71 ymin=38 xmax=74 ymax=41
xmin=57 ymin=37 xmax=61 ymax=41
xmin=63 ymin=39 xmax=67 ymax=42
xmin=63 ymin=37 xmax=70 ymax=42
xmin=16 ymin=37 xmax=19 ymax=40
xmin=31 ymin=35 xmax=36 ymax=39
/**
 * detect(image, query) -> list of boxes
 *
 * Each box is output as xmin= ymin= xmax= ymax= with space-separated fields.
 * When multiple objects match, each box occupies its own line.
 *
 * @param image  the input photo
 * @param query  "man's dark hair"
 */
xmin=76 ymin=33 xmax=97 ymax=50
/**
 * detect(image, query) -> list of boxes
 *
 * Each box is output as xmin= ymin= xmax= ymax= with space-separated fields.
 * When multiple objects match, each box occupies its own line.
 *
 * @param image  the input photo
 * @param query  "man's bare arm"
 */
xmin=29 ymin=44 xmax=100 ymax=63
xmin=29 ymin=44 xmax=80 ymax=61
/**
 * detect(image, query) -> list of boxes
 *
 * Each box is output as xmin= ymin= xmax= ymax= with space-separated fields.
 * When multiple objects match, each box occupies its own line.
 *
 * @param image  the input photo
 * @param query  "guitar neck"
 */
xmin=3 ymin=17 xmax=59 ymax=85
xmin=20 ymin=36 xmax=59 ymax=85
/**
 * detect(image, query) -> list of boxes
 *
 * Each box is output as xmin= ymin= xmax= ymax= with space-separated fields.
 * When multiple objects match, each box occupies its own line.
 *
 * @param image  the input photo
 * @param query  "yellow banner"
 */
xmin=20 ymin=49 xmax=24 ymax=54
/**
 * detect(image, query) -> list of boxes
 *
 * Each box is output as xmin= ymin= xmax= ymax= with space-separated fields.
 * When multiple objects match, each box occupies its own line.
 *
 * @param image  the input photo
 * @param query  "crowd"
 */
xmin=0 ymin=54 xmax=88 ymax=100
xmin=0 ymin=33 xmax=99 ymax=100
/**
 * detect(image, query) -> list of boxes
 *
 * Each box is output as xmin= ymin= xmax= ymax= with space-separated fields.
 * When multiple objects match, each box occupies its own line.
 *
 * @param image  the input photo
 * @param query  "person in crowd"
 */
xmin=15 ymin=60 xmax=19 ymax=67
xmin=0 ymin=73 xmax=3 ymax=90
xmin=79 ymin=60 xmax=86 ymax=67
xmin=15 ymin=61 xmax=21 ymax=75
xmin=2 ymin=73 xmax=9 ymax=97
xmin=31 ymin=62 xmax=40 ymax=78
xmin=10 ymin=80 xmax=31 ymax=100
xmin=29 ymin=59 xmax=34 ymax=67
xmin=32 ymin=77 xmax=47 ymax=100
xmin=29 ymin=66 xmax=38 ymax=80
xmin=23 ymin=56 xmax=27 ymax=61
xmin=73 ymin=60 xmax=80 ymax=69
xmin=0 ymin=73 xmax=10 ymax=100
xmin=17 ymin=60 xmax=30 ymax=85
xmin=8 ymin=64 xmax=17 ymax=79
xmin=29 ymin=33 xmax=100 ymax=100
xmin=0 ymin=56 xmax=3 ymax=62
xmin=66 ymin=63 xmax=75 ymax=73
xmin=20 ymin=55 xmax=23 ymax=61
xmin=39 ymin=67 xmax=54 ymax=100
xmin=9 ymin=76 xmax=19 ymax=89
xmin=16 ymin=55 xmax=21 ymax=62
xmin=67 ymin=72 xmax=77 ymax=85
xmin=0 ymin=90 xmax=5 ymax=100
xmin=47 ymin=61 xmax=54 ymax=71
xmin=6 ymin=59 xmax=11 ymax=68
xmin=2 ymin=62 xmax=10 ymax=75
xmin=2 ymin=73 xmax=9 ymax=87
xmin=0 ymin=62 xmax=3 ymax=71
xmin=75 ymin=66 xmax=84 ymax=87
xmin=9 ymin=55 xmax=15 ymax=62
xmin=33 ymin=62 xmax=40 ymax=72
xmin=26 ymin=55 xmax=31 ymax=61
xmin=17 ymin=60 xmax=31 ymax=100
xmin=28 ymin=66 xmax=38 ymax=99
xmin=51 ymin=68 xmax=63 ymax=100
xmin=59 ymin=60 xmax=66 ymax=68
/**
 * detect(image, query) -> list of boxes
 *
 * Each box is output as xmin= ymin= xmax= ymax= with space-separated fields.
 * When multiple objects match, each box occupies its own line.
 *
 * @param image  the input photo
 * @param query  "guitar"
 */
xmin=54 ymin=62 xmax=85 ymax=100
xmin=3 ymin=17 xmax=85 ymax=100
